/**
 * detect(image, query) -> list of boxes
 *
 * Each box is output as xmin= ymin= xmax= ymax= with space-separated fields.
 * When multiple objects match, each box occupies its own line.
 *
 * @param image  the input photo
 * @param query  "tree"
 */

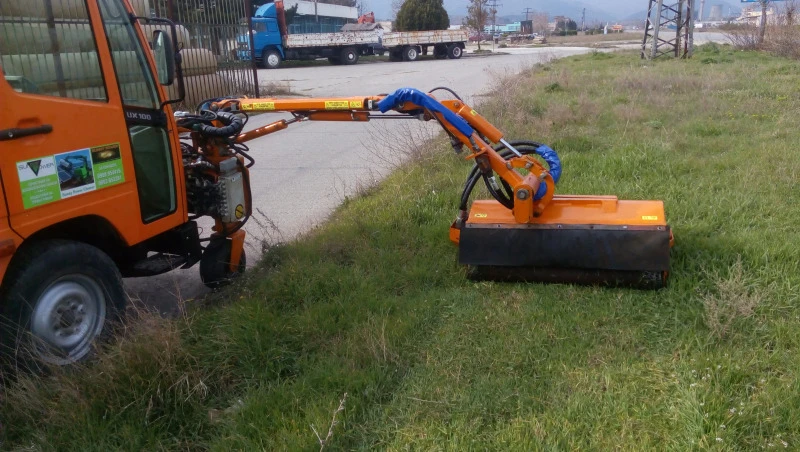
xmin=395 ymin=0 xmax=450 ymax=32
xmin=392 ymin=0 xmax=406 ymax=17
xmin=464 ymin=0 xmax=491 ymax=50
xmin=758 ymin=0 xmax=770 ymax=45
xmin=532 ymin=12 xmax=548 ymax=36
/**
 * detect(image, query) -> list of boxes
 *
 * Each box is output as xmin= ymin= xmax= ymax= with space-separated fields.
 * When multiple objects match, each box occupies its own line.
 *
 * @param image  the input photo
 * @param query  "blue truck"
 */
xmin=240 ymin=2 xmax=467 ymax=69
xmin=241 ymin=2 xmax=381 ymax=69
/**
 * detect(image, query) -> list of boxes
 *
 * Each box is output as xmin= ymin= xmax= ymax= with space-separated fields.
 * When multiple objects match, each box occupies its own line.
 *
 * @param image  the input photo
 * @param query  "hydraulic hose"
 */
xmin=459 ymin=140 xmax=560 ymax=211
xmin=196 ymin=111 xmax=244 ymax=138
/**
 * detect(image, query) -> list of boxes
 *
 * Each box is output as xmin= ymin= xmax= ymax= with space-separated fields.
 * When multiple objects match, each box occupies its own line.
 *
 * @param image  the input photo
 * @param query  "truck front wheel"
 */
xmin=0 ymin=240 xmax=126 ymax=368
xmin=447 ymin=44 xmax=463 ymax=59
xmin=262 ymin=49 xmax=281 ymax=69
xmin=340 ymin=47 xmax=359 ymax=65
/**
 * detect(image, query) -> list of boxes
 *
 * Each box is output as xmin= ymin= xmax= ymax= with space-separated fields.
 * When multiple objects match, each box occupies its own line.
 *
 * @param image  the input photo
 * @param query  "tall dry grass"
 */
xmin=725 ymin=1 xmax=800 ymax=59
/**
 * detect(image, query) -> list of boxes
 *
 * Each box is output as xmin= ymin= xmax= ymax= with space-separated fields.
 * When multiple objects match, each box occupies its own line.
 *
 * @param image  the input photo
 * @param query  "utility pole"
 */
xmin=487 ymin=0 xmax=502 ymax=33
xmin=522 ymin=7 xmax=534 ymax=21
xmin=487 ymin=0 xmax=502 ymax=50
xmin=581 ymin=8 xmax=586 ymax=32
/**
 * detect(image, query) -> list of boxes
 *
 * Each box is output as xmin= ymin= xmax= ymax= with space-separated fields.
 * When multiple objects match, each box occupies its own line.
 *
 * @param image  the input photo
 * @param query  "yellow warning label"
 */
xmin=641 ymin=215 xmax=659 ymax=221
xmin=235 ymin=204 xmax=245 ymax=219
xmin=241 ymin=102 xmax=275 ymax=111
xmin=325 ymin=101 xmax=350 ymax=110
xmin=470 ymin=110 xmax=478 ymax=116
xmin=349 ymin=100 xmax=362 ymax=108
xmin=474 ymin=213 xmax=488 ymax=218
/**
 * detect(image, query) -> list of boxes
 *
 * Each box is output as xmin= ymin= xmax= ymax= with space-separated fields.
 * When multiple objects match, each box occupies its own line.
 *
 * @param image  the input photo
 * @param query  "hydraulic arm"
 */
xmin=177 ymin=87 xmax=672 ymax=288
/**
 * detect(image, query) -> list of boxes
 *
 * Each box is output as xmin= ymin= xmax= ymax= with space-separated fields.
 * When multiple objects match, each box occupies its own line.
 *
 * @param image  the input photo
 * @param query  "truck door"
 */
xmin=0 ymin=0 xmax=183 ymax=244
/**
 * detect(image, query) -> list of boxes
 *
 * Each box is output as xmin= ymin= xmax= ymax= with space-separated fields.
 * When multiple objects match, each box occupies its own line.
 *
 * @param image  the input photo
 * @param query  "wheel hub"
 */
xmin=29 ymin=275 xmax=106 ymax=364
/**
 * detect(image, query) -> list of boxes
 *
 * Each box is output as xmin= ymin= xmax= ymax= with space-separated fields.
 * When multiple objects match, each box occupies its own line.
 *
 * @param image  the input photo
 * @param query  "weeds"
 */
xmin=703 ymin=258 xmax=764 ymax=340
xmin=310 ymin=393 xmax=348 ymax=451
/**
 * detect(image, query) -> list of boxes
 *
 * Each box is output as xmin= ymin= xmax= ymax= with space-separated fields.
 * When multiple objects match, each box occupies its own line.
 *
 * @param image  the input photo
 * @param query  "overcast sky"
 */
xmin=365 ymin=0 xmax=648 ymax=20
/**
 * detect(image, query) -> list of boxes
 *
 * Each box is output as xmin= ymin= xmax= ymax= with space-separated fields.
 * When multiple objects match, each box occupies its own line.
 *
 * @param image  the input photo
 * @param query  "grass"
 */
xmin=3 ymin=44 xmax=800 ymax=450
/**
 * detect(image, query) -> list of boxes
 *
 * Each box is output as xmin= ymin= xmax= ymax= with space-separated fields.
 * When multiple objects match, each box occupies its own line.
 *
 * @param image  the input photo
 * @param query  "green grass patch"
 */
xmin=3 ymin=46 xmax=800 ymax=450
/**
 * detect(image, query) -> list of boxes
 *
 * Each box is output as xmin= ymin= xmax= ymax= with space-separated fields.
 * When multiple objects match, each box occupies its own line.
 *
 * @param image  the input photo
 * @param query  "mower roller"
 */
xmin=191 ymin=87 xmax=673 ymax=289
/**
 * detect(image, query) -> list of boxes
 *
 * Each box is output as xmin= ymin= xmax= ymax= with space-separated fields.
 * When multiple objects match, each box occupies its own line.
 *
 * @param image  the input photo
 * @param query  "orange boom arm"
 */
xmin=211 ymin=91 xmax=556 ymax=225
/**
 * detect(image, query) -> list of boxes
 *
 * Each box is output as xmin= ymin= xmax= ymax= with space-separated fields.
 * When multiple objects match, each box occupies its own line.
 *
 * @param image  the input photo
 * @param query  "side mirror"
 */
xmin=152 ymin=30 xmax=175 ymax=86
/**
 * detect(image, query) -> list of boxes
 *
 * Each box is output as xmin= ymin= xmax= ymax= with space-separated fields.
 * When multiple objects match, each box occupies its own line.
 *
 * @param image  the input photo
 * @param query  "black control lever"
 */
xmin=0 ymin=125 xmax=53 ymax=141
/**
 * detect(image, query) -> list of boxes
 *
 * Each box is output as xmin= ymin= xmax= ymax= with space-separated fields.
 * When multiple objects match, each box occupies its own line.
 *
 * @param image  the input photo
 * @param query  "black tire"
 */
xmin=340 ymin=46 xmax=359 ymax=65
xmin=402 ymin=46 xmax=419 ymax=61
xmin=0 ymin=240 xmax=125 ymax=368
xmin=263 ymin=49 xmax=281 ymax=69
xmin=447 ymin=44 xmax=463 ymax=59
xmin=200 ymin=239 xmax=246 ymax=289
xmin=433 ymin=44 xmax=448 ymax=59
xmin=328 ymin=56 xmax=342 ymax=65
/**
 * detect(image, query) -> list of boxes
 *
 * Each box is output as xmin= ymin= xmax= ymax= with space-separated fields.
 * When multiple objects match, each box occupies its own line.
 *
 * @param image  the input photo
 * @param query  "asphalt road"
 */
xmin=123 ymin=42 xmax=694 ymax=313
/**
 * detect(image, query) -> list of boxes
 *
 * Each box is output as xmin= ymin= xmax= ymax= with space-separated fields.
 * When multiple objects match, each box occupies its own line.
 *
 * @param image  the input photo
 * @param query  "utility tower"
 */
xmin=641 ymin=0 xmax=695 ymax=59
xmin=522 ymin=7 xmax=534 ymax=21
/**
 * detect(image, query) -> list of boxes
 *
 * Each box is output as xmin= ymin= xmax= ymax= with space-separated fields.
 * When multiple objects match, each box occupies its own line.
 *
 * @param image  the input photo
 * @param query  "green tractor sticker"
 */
xmin=16 ymin=143 xmax=124 ymax=209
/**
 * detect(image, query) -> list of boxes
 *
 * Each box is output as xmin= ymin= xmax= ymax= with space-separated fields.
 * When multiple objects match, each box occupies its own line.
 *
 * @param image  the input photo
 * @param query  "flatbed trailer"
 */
xmin=382 ymin=30 xmax=468 ymax=61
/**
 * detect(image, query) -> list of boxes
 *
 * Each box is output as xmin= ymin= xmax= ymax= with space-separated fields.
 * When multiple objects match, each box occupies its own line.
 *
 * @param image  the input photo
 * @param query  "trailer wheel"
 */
xmin=340 ymin=47 xmax=359 ymax=65
xmin=200 ymin=239 xmax=246 ymax=289
xmin=447 ymin=44 xmax=463 ymax=59
xmin=263 ymin=49 xmax=281 ymax=69
xmin=0 ymin=240 xmax=125 ymax=368
xmin=402 ymin=46 xmax=419 ymax=61
xmin=433 ymin=44 xmax=448 ymax=59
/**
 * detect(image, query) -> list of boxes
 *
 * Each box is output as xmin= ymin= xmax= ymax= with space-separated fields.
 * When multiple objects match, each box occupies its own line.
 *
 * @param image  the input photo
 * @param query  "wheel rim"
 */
xmin=346 ymin=52 xmax=355 ymax=61
xmin=408 ymin=48 xmax=417 ymax=59
xmin=452 ymin=47 xmax=462 ymax=57
xmin=29 ymin=275 xmax=106 ymax=365
xmin=267 ymin=53 xmax=279 ymax=67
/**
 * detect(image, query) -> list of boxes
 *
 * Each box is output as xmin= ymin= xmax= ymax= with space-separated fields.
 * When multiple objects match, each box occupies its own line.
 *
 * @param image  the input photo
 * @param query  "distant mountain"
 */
xmin=447 ymin=1 xmax=615 ymax=23
xmin=370 ymin=0 xmax=618 ymax=22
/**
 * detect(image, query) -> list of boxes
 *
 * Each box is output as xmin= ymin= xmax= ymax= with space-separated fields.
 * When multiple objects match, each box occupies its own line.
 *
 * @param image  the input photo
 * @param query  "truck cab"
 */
xmin=243 ymin=3 xmax=285 ymax=69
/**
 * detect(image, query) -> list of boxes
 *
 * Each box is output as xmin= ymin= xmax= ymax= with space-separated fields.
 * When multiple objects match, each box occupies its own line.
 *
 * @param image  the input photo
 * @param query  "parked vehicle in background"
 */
xmin=239 ymin=1 xmax=467 ymax=68
xmin=241 ymin=1 xmax=378 ymax=68
xmin=469 ymin=33 xmax=492 ymax=42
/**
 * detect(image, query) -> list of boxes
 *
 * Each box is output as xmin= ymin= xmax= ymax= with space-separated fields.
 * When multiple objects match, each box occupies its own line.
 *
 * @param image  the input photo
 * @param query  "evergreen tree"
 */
xmin=395 ymin=0 xmax=450 ymax=32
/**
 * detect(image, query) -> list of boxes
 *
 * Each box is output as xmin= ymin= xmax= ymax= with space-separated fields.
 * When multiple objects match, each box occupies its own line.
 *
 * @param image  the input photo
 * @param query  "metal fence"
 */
xmin=0 ymin=0 xmax=108 ymax=101
xmin=0 ymin=0 xmax=260 ymax=110
xmin=150 ymin=0 xmax=260 ymax=109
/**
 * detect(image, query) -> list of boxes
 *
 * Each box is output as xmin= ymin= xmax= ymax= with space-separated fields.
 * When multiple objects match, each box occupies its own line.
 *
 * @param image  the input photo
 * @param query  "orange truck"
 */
xmin=0 ymin=0 xmax=671 ymax=367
